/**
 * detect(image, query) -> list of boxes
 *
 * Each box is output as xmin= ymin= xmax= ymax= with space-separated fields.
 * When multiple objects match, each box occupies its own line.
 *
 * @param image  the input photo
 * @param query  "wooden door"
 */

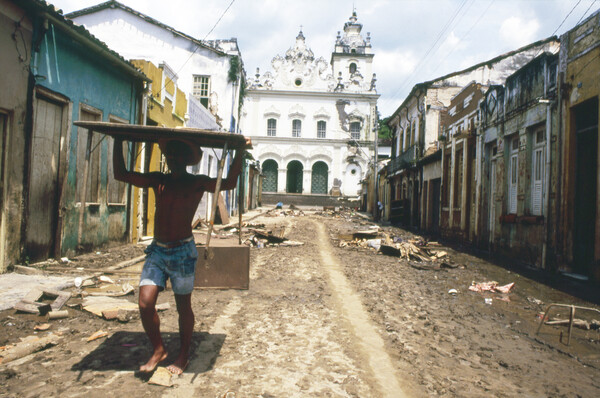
xmin=26 ymin=98 xmax=64 ymax=260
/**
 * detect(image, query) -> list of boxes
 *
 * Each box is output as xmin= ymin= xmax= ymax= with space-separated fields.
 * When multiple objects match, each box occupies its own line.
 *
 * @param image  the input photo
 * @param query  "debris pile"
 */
xmin=265 ymin=208 xmax=305 ymax=217
xmin=337 ymin=227 xmax=456 ymax=269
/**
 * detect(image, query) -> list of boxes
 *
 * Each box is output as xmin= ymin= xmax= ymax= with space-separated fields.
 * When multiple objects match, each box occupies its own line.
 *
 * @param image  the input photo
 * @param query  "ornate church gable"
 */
xmin=251 ymin=31 xmax=336 ymax=91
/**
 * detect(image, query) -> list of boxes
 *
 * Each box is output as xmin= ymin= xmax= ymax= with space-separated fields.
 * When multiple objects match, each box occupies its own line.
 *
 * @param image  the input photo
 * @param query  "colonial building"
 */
xmin=67 ymin=0 xmax=246 ymax=229
xmin=386 ymin=37 xmax=559 ymax=230
xmin=1 ymin=0 xmax=147 ymax=268
xmin=440 ymin=82 xmax=487 ymax=242
xmin=241 ymin=12 xmax=379 ymax=199
xmin=479 ymin=53 xmax=559 ymax=267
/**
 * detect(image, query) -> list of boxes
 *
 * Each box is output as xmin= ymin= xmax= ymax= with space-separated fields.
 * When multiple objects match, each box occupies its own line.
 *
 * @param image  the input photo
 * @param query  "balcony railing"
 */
xmin=388 ymin=144 xmax=418 ymax=174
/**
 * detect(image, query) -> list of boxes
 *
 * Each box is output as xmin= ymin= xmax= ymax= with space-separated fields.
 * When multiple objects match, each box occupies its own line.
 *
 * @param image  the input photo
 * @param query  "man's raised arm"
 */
xmin=113 ymin=138 xmax=158 ymax=188
xmin=203 ymin=137 xmax=251 ymax=192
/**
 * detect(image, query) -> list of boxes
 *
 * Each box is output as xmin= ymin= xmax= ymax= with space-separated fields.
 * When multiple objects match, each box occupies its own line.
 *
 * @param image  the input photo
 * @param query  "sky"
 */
xmin=50 ymin=0 xmax=599 ymax=117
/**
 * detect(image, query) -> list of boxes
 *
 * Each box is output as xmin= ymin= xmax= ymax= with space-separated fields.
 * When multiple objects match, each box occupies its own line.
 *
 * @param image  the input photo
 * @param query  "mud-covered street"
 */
xmin=1 ymin=209 xmax=599 ymax=397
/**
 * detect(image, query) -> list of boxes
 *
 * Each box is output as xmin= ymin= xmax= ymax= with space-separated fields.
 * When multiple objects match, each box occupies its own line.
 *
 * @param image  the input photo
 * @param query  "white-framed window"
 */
xmin=531 ymin=128 xmax=545 ymax=215
xmin=317 ymin=120 xmax=326 ymax=138
xmin=292 ymin=119 xmax=302 ymax=137
xmin=267 ymin=118 xmax=277 ymax=136
xmin=508 ymin=136 xmax=519 ymax=214
xmin=192 ymin=75 xmax=210 ymax=108
xmin=350 ymin=121 xmax=361 ymax=140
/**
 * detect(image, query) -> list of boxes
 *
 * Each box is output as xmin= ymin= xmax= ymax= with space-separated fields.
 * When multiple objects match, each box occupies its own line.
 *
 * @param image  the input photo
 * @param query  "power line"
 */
xmin=551 ymin=0 xmax=583 ymax=36
xmin=157 ymin=0 xmax=237 ymax=98
xmin=575 ymin=0 xmax=598 ymax=26
xmin=430 ymin=0 xmax=495 ymax=76
xmin=380 ymin=0 xmax=473 ymax=111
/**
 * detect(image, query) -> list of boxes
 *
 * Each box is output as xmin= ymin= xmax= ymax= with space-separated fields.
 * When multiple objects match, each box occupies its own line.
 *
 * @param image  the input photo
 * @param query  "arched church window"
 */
xmin=267 ymin=118 xmax=277 ymax=136
xmin=349 ymin=63 xmax=357 ymax=74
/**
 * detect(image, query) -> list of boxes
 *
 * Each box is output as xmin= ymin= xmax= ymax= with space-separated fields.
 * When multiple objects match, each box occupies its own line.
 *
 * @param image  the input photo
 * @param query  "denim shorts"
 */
xmin=139 ymin=238 xmax=198 ymax=295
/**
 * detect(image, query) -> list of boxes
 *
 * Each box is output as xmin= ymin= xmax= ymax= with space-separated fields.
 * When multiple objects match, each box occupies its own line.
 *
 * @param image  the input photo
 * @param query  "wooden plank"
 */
xmin=73 ymin=121 xmax=249 ymax=150
xmin=14 ymin=301 xmax=51 ymax=315
xmin=22 ymin=289 xmax=44 ymax=302
xmin=49 ymin=292 xmax=71 ymax=311
xmin=216 ymin=193 xmax=230 ymax=225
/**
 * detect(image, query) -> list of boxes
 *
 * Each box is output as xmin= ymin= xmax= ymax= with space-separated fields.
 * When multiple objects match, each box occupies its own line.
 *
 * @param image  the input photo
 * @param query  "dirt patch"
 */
xmin=0 ymin=213 xmax=599 ymax=397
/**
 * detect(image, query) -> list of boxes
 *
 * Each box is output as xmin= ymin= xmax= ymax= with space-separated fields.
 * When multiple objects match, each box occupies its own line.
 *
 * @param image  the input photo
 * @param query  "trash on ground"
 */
xmin=469 ymin=281 xmax=515 ymax=293
xmin=148 ymin=366 xmax=173 ymax=387
xmin=448 ymin=289 xmax=458 ymax=295
xmin=81 ymin=296 xmax=139 ymax=317
xmin=367 ymin=239 xmax=381 ymax=251
xmin=86 ymin=282 xmax=135 ymax=297
xmin=47 ymin=310 xmax=69 ymax=320
xmin=34 ymin=323 xmax=51 ymax=331
xmin=98 ymin=275 xmax=115 ymax=284
xmin=87 ymin=330 xmax=109 ymax=342
xmin=14 ymin=288 xmax=71 ymax=315
xmin=485 ymin=298 xmax=493 ymax=305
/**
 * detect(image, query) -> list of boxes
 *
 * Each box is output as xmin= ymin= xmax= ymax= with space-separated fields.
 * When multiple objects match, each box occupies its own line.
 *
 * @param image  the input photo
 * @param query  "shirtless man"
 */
xmin=113 ymin=136 xmax=249 ymax=375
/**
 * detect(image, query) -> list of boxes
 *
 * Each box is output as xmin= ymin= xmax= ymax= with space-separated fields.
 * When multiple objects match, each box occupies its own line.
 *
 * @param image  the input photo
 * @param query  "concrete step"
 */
xmin=261 ymin=193 xmax=360 ymax=209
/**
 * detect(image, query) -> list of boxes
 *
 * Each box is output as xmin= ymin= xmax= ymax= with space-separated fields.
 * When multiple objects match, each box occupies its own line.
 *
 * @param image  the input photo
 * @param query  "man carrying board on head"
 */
xmin=113 ymin=136 xmax=250 ymax=375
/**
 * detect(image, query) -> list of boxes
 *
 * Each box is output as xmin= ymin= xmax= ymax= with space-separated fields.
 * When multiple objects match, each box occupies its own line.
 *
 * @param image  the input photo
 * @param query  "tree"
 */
xmin=378 ymin=116 xmax=392 ymax=140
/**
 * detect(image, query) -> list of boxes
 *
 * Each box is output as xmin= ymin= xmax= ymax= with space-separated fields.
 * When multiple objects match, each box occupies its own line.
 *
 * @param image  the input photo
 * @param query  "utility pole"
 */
xmin=373 ymin=108 xmax=379 ymax=221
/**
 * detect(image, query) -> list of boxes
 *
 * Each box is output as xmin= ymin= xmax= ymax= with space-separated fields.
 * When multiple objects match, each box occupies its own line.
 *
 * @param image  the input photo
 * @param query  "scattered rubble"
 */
xmin=469 ymin=281 xmax=515 ymax=294
xmin=0 ymin=333 xmax=61 ymax=365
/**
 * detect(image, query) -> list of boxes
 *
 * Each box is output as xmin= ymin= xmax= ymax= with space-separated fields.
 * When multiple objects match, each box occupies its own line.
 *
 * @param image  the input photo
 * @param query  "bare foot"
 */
xmin=166 ymin=358 xmax=189 ymax=375
xmin=139 ymin=348 xmax=168 ymax=373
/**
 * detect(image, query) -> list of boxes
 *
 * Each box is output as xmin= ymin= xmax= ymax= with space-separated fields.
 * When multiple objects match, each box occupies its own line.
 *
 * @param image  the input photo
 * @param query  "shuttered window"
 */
xmin=531 ymin=129 xmax=545 ymax=215
xmin=508 ymin=137 xmax=518 ymax=214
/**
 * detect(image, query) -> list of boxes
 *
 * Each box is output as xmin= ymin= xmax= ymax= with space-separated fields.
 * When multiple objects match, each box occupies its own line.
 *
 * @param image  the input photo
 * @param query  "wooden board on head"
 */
xmin=73 ymin=121 xmax=250 ymax=150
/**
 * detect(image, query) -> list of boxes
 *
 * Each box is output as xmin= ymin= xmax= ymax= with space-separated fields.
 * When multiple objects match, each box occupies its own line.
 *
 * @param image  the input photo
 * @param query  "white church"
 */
xmin=241 ymin=12 xmax=379 ymax=198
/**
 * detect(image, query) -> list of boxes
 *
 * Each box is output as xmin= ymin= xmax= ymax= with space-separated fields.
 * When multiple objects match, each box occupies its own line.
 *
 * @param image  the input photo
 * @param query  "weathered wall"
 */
xmin=0 ymin=0 xmax=32 ymax=270
xmin=559 ymin=10 xmax=600 ymax=279
xmin=32 ymin=19 xmax=142 ymax=257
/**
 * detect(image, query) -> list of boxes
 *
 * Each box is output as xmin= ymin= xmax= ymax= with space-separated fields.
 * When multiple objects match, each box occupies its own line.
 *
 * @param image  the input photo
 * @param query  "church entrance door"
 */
xmin=286 ymin=160 xmax=303 ymax=193
xmin=311 ymin=161 xmax=328 ymax=194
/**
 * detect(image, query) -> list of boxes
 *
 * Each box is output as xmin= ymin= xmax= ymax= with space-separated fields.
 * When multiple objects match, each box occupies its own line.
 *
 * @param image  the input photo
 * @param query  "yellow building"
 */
xmin=130 ymin=60 xmax=188 ymax=241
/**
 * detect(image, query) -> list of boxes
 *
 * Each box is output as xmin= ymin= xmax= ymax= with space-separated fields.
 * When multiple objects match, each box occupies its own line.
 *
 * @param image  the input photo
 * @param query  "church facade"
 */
xmin=241 ymin=12 xmax=379 ymax=197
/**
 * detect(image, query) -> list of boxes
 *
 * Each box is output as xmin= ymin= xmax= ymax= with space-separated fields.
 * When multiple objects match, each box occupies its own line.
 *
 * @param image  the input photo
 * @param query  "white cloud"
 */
xmin=500 ymin=16 xmax=540 ymax=48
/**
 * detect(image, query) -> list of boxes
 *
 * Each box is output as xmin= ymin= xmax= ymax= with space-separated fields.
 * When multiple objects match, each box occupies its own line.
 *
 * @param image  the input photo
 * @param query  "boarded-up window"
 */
xmin=453 ymin=147 xmax=463 ymax=208
xmin=77 ymin=107 xmax=102 ymax=203
xmin=106 ymin=116 xmax=128 ymax=204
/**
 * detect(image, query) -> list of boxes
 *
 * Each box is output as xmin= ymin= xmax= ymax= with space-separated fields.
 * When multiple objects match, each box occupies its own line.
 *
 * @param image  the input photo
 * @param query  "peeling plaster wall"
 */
xmin=558 ymin=9 xmax=600 ymax=279
xmin=0 ymin=0 xmax=32 ymax=270
xmin=32 ymin=19 xmax=143 ymax=258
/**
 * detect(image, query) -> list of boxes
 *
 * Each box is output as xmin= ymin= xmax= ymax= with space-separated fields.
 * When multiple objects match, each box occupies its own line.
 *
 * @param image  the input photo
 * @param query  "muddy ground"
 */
xmin=1 ymin=209 xmax=599 ymax=397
